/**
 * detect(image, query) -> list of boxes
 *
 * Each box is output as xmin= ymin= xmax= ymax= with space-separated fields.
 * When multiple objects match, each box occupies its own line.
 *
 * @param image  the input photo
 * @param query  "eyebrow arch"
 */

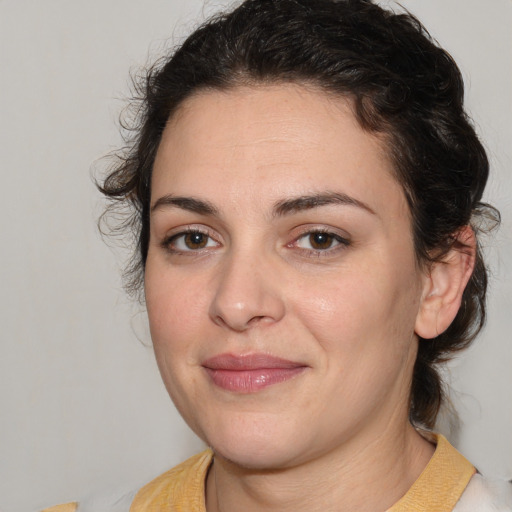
xmin=273 ymin=192 xmax=376 ymax=217
xmin=151 ymin=195 xmax=219 ymax=216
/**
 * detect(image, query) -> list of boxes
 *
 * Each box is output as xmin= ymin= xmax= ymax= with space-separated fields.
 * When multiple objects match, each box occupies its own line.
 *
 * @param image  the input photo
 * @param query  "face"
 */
xmin=145 ymin=84 xmax=427 ymax=470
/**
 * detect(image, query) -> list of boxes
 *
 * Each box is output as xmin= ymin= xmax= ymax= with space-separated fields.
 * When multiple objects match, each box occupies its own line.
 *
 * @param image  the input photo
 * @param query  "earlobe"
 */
xmin=415 ymin=226 xmax=476 ymax=339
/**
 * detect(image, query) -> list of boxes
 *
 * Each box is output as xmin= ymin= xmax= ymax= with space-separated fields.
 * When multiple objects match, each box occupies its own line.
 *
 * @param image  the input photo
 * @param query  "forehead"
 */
xmin=152 ymin=83 xmax=408 ymax=222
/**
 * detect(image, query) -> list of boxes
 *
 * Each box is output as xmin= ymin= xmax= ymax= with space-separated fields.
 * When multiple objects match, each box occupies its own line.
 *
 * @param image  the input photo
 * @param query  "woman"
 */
xmin=44 ymin=0 xmax=510 ymax=510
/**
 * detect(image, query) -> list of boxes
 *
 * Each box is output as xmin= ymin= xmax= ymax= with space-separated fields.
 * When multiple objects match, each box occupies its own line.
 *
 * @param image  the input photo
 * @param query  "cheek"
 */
xmin=145 ymin=266 xmax=210 ymax=354
xmin=291 ymin=265 xmax=382 ymax=329
xmin=145 ymin=267 xmax=210 ymax=421
xmin=291 ymin=258 xmax=422 ymax=359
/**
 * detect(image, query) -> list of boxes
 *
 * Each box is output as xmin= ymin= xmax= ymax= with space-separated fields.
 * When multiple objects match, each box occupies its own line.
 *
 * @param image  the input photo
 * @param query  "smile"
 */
xmin=202 ymin=353 xmax=308 ymax=393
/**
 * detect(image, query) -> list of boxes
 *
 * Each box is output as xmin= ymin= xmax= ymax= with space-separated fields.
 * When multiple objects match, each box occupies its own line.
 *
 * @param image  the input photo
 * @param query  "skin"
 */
xmin=144 ymin=84 xmax=473 ymax=512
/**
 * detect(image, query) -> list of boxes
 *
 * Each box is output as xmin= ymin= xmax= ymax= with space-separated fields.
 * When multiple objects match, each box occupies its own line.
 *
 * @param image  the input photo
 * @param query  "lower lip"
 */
xmin=204 ymin=367 xmax=306 ymax=393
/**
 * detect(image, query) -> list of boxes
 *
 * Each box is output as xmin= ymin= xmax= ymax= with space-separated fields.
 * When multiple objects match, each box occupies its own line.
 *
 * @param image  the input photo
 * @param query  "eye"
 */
xmin=294 ymin=230 xmax=350 ymax=252
xmin=164 ymin=230 xmax=218 ymax=252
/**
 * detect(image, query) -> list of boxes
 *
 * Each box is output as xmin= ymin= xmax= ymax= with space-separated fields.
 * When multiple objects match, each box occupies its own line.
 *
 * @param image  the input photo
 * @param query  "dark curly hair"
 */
xmin=99 ymin=0 xmax=499 ymax=429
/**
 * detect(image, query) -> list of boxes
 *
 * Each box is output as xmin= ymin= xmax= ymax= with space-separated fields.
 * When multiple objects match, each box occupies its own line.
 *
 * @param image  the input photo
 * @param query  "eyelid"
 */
xmin=290 ymin=225 xmax=351 ymax=242
xmin=288 ymin=226 xmax=351 ymax=254
xmin=161 ymin=225 xmax=221 ymax=253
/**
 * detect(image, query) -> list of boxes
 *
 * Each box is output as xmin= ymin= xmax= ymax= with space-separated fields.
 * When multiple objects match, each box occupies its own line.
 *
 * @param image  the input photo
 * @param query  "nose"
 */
xmin=209 ymin=251 xmax=286 ymax=332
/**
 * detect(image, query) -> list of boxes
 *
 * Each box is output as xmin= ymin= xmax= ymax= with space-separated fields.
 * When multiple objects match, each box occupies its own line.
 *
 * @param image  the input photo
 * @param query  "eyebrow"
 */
xmin=150 ymin=192 xmax=376 ymax=218
xmin=151 ymin=195 xmax=219 ymax=216
xmin=273 ymin=192 xmax=376 ymax=217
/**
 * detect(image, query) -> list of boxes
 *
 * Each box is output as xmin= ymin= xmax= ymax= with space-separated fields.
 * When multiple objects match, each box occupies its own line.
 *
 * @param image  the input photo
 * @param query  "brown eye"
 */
xmin=294 ymin=230 xmax=350 ymax=253
xmin=164 ymin=230 xmax=218 ymax=253
xmin=308 ymin=232 xmax=335 ymax=250
xmin=184 ymin=232 xmax=208 ymax=249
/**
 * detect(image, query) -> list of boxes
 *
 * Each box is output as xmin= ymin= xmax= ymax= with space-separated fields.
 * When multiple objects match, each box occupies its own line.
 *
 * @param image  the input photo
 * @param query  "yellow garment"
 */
xmin=41 ymin=504 xmax=78 ymax=512
xmin=130 ymin=449 xmax=213 ymax=512
xmin=42 ymin=434 xmax=475 ymax=512
xmin=388 ymin=434 xmax=475 ymax=512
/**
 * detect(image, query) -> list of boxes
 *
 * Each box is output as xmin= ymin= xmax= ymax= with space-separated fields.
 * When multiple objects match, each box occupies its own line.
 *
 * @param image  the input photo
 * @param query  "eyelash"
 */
xmin=161 ymin=228 xmax=219 ymax=254
xmin=290 ymin=229 xmax=351 ymax=256
xmin=160 ymin=228 xmax=351 ymax=257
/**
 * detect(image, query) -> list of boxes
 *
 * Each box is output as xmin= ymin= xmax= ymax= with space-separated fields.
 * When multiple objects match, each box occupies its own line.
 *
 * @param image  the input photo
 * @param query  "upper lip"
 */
xmin=202 ymin=353 xmax=306 ymax=370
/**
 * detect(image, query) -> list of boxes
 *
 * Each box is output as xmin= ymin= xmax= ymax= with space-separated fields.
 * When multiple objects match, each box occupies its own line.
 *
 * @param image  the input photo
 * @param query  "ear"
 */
xmin=415 ymin=226 xmax=476 ymax=339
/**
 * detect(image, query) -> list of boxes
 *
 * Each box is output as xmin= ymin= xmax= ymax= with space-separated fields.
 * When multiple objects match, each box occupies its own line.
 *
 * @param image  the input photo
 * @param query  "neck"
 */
xmin=206 ymin=422 xmax=434 ymax=512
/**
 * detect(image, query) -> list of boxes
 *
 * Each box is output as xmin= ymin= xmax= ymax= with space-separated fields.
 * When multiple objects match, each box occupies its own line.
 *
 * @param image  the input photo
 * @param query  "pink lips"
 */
xmin=202 ymin=353 xmax=307 ymax=393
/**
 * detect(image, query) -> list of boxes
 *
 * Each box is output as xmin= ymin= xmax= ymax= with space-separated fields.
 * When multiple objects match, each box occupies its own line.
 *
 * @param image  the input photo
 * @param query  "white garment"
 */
xmin=454 ymin=474 xmax=512 ymax=512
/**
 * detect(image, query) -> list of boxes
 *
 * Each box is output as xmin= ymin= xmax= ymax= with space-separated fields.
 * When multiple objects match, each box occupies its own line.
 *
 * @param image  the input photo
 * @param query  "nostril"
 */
xmin=247 ymin=315 xmax=267 ymax=325
xmin=211 ymin=313 xmax=266 ymax=332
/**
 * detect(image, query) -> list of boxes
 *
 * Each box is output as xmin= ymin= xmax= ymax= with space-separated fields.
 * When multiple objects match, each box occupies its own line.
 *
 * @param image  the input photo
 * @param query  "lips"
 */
xmin=202 ymin=353 xmax=307 ymax=393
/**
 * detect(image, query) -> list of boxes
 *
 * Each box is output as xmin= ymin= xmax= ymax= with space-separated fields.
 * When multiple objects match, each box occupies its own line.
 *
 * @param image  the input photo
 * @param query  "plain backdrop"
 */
xmin=0 ymin=1 xmax=511 ymax=511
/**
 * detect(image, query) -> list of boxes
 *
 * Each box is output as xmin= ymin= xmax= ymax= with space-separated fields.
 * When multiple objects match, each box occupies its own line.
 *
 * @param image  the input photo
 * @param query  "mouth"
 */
xmin=202 ymin=353 xmax=308 ymax=393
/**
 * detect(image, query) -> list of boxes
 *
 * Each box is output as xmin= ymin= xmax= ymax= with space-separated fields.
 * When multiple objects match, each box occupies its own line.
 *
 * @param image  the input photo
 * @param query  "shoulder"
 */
xmin=38 ymin=450 xmax=213 ymax=512
xmin=455 ymin=474 xmax=512 ymax=512
xmin=41 ymin=505 xmax=78 ymax=512
xmin=39 ymin=485 xmax=137 ymax=512
xmin=129 ymin=449 xmax=213 ymax=511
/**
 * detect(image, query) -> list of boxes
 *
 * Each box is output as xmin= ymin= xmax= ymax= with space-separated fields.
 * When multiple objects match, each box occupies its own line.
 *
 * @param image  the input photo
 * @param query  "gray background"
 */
xmin=0 ymin=1 xmax=510 ymax=511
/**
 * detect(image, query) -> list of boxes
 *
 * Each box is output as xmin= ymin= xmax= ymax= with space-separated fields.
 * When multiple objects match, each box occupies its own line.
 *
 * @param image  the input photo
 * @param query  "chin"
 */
xmin=198 ymin=413 xmax=310 ymax=470
xmin=213 ymin=442 xmax=299 ymax=471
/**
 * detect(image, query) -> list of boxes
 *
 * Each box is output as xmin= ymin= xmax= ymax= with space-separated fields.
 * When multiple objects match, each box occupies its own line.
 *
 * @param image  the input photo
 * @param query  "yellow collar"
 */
xmin=130 ymin=434 xmax=474 ymax=512
xmin=388 ymin=434 xmax=475 ymax=512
